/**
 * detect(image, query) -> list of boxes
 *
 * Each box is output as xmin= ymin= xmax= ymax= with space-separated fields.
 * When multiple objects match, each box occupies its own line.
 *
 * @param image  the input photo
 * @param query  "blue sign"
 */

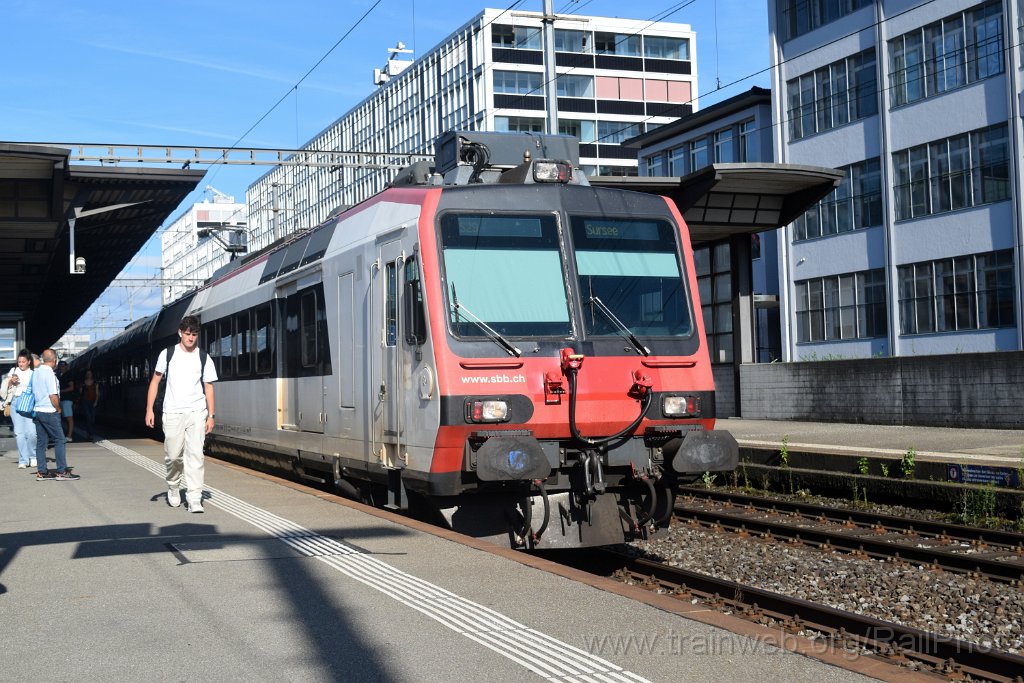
xmin=946 ymin=463 xmax=1020 ymax=487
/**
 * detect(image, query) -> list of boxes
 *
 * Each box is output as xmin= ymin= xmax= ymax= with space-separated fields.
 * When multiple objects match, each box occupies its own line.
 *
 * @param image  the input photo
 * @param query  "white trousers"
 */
xmin=163 ymin=410 xmax=207 ymax=504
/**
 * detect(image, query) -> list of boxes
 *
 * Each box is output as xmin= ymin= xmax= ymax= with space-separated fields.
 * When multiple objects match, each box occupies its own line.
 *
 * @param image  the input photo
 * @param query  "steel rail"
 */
xmin=680 ymin=486 xmax=1024 ymax=549
xmin=603 ymin=550 xmax=1024 ymax=683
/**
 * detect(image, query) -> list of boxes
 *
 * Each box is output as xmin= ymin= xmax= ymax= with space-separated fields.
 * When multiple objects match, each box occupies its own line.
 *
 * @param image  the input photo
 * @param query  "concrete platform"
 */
xmin=719 ymin=417 xmax=1024 ymax=466
xmin=0 ymin=436 xmax=889 ymax=682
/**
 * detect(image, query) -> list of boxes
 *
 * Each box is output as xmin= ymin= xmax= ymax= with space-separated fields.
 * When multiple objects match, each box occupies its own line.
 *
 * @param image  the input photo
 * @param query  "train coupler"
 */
xmin=578 ymin=450 xmax=606 ymax=496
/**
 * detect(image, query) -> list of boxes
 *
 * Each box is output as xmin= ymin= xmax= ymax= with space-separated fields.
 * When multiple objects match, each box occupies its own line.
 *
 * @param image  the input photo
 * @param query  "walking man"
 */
xmin=33 ymin=348 xmax=78 ymax=480
xmin=145 ymin=316 xmax=217 ymax=512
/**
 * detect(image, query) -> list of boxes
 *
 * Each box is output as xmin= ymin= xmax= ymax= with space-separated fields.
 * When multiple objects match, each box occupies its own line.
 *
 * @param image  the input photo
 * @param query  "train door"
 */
xmin=278 ymin=277 xmax=325 ymax=433
xmin=369 ymin=239 xmax=405 ymax=468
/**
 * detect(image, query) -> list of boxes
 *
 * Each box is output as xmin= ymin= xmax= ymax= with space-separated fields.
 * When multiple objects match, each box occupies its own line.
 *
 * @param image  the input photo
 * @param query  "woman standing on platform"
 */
xmin=79 ymin=369 xmax=99 ymax=441
xmin=4 ymin=349 xmax=37 ymax=469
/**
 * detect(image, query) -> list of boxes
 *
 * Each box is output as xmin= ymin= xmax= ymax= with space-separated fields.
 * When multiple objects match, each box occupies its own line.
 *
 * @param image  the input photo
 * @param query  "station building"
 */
xmin=245 ymin=8 xmax=697 ymax=250
xmin=629 ymin=86 xmax=780 ymax=366
xmin=767 ymin=0 xmax=1024 ymax=359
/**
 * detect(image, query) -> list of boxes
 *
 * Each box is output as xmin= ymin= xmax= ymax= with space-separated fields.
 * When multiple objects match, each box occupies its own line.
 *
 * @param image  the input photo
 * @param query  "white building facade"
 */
xmin=160 ymin=196 xmax=247 ymax=304
xmin=245 ymin=8 xmax=697 ymax=250
xmin=768 ymin=0 xmax=1023 ymax=359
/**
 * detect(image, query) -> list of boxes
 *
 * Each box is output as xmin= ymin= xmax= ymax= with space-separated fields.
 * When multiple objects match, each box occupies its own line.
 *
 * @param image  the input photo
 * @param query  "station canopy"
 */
xmin=0 ymin=143 xmax=204 ymax=350
xmin=590 ymin=162 xmax=844 ymax=244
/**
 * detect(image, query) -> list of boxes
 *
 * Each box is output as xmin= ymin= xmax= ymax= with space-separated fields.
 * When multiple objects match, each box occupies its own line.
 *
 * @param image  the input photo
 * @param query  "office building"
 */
xmin=160 ymin=192 xmax=247 ymax=304
xmin=768 ymin=0 xmax=1023 ymax=359
xmin=246 ymin=8 xmax=697 ymax=250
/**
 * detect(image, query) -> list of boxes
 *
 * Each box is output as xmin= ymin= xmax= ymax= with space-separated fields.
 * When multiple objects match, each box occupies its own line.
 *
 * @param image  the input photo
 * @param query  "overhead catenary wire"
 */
xmin=74 ymin=0 xmax=989 ymax=342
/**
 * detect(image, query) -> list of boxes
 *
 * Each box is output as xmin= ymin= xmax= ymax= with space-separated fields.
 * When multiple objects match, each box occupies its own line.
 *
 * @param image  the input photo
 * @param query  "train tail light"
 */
xmin=466 ymin=399 xmax=510 ymax=423
xmin=533 ymin=160 xmax=572 ymax=183
xmin=662 ymin=395 xmax=701 ymax=418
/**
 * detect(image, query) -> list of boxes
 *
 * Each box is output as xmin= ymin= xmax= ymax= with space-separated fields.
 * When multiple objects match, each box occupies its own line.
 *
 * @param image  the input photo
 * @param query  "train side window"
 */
xmin=300 ymin=290 xmax=317 ymax=368
xmin=255 ymin=304 xmax=273 ymax=375
xmin=385 ymin=261 xmax=397 ymax=347
xmin=235 ymin=310 xmax=252 ymax=377
xmin=404 ymin=255 xmax=426 ymax=346
xmin=202 ymin=322 xmax=217 ymax=370
xmin=218 ymin=319 xmax=234 ymax=379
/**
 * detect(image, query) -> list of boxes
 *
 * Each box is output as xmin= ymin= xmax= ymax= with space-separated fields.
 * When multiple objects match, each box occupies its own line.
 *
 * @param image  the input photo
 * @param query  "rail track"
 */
xmin=564 ymin=548 xmax=1024 ymax=683
xmin=674 ymin=487 xmax=1024 ymax=584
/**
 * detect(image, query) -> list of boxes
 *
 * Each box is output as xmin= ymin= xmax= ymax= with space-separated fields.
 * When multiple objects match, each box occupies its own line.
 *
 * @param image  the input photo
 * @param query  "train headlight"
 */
xmin=533 ymin=160 xmax=572 ymax=183
xmin=465 ymin=399 xmax=510 ymax=423
xmin=662 ymin=395 xmax=700 ymax=418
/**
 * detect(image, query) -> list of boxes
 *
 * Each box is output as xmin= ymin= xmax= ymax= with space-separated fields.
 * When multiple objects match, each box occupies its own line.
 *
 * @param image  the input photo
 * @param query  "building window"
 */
xmin=713 ymin=128 xmax=734 ymax=163
xmin=795 ymin=269 xmax=887 ymax=342
xmin=738 ymin=120 xmax=757 ymax=161
xmin=597 ymin=120 xmax=641 ymax=144
xmin=787 ymin=49 xmax=876 ymax=140
xmin=668 ymin=145 xmax=686 ymax=175
xmin=594 ymin=32 xmax=641 ymax=57
xmin=689 ymin=137 xmax=709 ymax=171
xmin=893 ymin=123 xmax=1009 ymax=221
xmin=596 ymin=165 xmax=638 ymax=177
xmin=889 ymin=1 xmax=1004 ymax=107
xmin=557 ymin=74 xmax=594 ymax=98
xmin=492 ymin=25 xmax=541 ymax=50
xmin=646 ymin=153 xmax=666 ymax=176
xmin=495 ymin=116 xmax=544 ymax=133
xmin=494 ymin=70 xmax=542 ymax=95
xmin=694 ymin=242 xmax=733 ymax=363
xmin=898 ymin=249 xmax=1015 ymax=334
xmin=644 ymin=36 xmax=688 ymax=60
xmin=555 ymin=29 xmax=589 ymax=53
xmin=795 ymin=158 xmax=881 ymax=241
xmin=560 ymin=119 xmax=595 ymax=143
xmin=777 ymin=0 xmax=872 ymax=42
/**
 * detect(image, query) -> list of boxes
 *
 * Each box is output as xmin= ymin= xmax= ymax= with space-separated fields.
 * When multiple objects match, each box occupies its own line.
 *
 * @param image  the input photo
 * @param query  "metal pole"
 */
xmin=542 ymin=0 xmax=559 ymax=135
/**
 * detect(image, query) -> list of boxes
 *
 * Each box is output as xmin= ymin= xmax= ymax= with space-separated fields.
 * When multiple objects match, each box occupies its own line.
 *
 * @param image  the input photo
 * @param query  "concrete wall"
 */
xmin=739 ymin=351 xmax=1024 ymax=429
xmin=712 ymin=365 xmax=736 ymax=418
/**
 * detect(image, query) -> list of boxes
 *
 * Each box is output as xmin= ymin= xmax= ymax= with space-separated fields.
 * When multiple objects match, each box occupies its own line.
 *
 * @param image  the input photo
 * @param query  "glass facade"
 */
xmin=898 ymin=250 xmax=1015 ymax=334
xmin=794 ymin=158 xmax=881 ymax=241
xmin=777 ymin=0 xmax=872 ymax=42
xmin=893 ymin=124 xmax=1010 ymax=221
xmin=787 ymin=49 xmax=877 ymax=140
xmin=888 ymin=1 xmax=1004 ymax=107
xmin=694 ymin=243 xmax=733 ymax=364
xmin=795 ymin=269 xmax=888 ymax=342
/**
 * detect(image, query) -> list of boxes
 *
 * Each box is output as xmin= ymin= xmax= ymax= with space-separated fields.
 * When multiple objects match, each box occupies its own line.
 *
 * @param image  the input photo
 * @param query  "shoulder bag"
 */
xmin=14 ymin=372 xmax=36 ymax=418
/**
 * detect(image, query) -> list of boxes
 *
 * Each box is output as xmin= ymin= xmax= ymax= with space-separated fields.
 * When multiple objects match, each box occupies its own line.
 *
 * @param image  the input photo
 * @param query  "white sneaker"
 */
xmin=167 ymin=489 xmax=181 ymax=507
xmin=30 ymin=458 xmax=37 ymax=467
xmin=189 ymin=499 xmax=204 ymax=514
xmin=18 ymin=463 xmax=26 ymax=469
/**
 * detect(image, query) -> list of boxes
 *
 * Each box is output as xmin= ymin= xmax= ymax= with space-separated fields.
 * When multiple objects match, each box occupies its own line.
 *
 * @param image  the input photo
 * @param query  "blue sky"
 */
xmin=1 ymin=0 xmax=769 ymax=342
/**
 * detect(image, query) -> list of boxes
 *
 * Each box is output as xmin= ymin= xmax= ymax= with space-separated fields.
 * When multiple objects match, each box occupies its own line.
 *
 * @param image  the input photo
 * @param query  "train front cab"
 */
xmin=379 ymin=165 xmax=737 ymax=550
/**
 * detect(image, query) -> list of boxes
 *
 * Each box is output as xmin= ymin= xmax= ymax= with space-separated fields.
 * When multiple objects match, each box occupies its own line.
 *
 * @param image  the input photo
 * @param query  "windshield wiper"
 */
xmin=586 ymin=296 xmax=650 ymax=356
xmin=450 ymin=283 xmax=522 ymax=358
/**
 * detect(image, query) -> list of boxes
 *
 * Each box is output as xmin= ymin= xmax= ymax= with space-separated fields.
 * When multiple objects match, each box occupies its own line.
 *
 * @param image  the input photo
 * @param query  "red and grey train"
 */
xmin=75 ymin=131 xmax=738 ymax=550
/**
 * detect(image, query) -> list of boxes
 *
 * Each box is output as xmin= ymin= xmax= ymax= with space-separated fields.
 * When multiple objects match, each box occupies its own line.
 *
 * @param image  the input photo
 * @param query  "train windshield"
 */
xmin=571 ymin=216 xmax=692 ymax=338
xmin=440 ymin=213 xmax=572 ymax=337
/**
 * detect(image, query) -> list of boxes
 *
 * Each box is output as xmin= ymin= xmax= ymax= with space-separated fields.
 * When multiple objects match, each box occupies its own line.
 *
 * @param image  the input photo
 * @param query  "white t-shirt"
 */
xmin=7 ymin=367 xmax=33 ymax=397
xmin=154 ymin=345 xmax=218 ymax=413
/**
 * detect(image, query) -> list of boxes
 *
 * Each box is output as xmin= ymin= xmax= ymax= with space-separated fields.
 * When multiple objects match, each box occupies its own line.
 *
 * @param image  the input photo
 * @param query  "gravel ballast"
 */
xmin=631 ymin=521 xmax=1024 ymax=654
